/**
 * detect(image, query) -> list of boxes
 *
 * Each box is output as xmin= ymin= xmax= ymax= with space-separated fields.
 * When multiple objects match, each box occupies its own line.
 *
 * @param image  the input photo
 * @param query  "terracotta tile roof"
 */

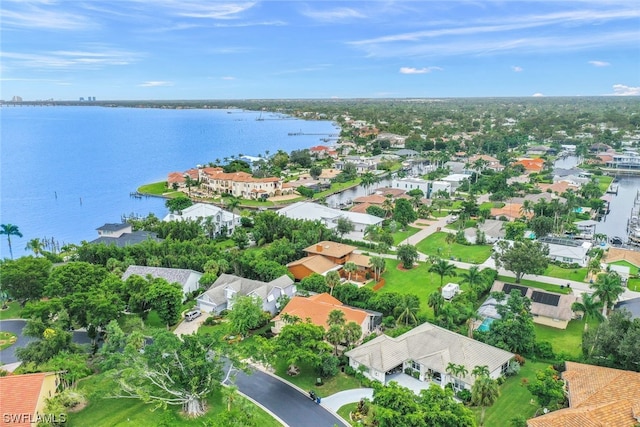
xmin=274 ymin=293 xmax=368 ymax=330
xmin=604 ymin=247 xmax=640 ymax=267
xmin=167 ymin=171 xmax=186 ymax=184
xmin=0 ymin=373 xmax=49 ymax=427
xmin=514 ymin=158 xmax=544 ymax=172
xmin=348 ymin=253 xmax=371 ymax=268
xmin=375 ymin=188 xmax=406 ymax=197
xmin=527 ymin=362 xmax=640 ymax=427
xmin=287 ymin=255 xmax=338 ymax=274
xmin=304 ymin=241 xmax=357 ymax=258
xmin=353 ymin=194 xmax=386 ymax=204
xmin=490 ymin=203 xmax=532 ymax=221
xmin=349 ymin=202 xmax=373 ymax=214
xmin=201 ymin=168 xmax=280 ymax=183
xmin=537 ymin=181 xmax=580 ymax=195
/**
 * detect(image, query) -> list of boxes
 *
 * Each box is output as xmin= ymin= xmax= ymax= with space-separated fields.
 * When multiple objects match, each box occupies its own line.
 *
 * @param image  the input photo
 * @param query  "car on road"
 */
xmin=446 ymin=215 xmax=458 ymax=224
xmin=184 ymin=310 xmax=202 ymax=322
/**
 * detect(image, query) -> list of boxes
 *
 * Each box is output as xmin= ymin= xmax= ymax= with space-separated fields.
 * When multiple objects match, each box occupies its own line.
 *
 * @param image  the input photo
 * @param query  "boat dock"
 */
xmin=606 ymin=183 xmax=619 ymax=194
xmin=627 ymin=190 xmax=640 ymax=246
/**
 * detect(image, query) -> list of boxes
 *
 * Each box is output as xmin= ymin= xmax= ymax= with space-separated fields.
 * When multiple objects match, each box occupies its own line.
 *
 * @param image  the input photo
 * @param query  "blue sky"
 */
xmin=1 ymin=1 xmax=639 ymax=100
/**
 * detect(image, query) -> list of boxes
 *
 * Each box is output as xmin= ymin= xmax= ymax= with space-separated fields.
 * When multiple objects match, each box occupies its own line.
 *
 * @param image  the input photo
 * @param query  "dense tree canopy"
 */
xmin=493 ymin=240 xmax=549 ymax=283
xmin=0 ymin=256 xmax=51 ymax=306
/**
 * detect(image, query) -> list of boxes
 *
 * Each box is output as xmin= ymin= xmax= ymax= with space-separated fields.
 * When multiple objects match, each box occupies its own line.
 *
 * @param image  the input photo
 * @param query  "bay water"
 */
xmin=0 ymin=106 xmax=338 ymax=258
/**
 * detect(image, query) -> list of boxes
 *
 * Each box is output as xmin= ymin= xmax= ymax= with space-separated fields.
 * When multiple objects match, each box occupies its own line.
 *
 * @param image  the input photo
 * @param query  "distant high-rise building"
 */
xmin=79 ymin=97 xmax=85 ymax=101
xmin=11 ymin=96 xmax=23 ymax=102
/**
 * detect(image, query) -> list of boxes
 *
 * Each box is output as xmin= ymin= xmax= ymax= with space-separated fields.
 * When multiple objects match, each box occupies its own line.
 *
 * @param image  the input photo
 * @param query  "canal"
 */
xmin=555 ymin=156 xmax=640 ymax=242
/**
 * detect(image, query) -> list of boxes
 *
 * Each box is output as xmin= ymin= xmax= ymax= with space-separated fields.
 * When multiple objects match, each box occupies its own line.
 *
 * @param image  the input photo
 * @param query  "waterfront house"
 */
xmin=122 ymin=265 xmax=203 ymax=301
xmin=196 ymin=273 xmax=295 ymax=315
xmin=538 ymin=236 xmax=592 ymax=267
xmin=90 ymin=223 xmax=161 ymax=247
xmin=514 ymin=158 xmax=545 ymax=173
xmin=527 ymin=362 xmax=640 ymax=427
xmin=198 ymin=167 xmax=286 ymax=200
xmin=272 ymin=293 xmax=381 ymax=337
xmin=463 ymin=219 xmax=506 ymax=244
xmin=162 ymin=202 xmax=239 ymax=235
xmin=0 ymin=372 xmax=62 ymax=427
xmin=345 ymin=322 xmax=513 ymax=390
xmin=467 ymin=154 xmax=504 ymax=172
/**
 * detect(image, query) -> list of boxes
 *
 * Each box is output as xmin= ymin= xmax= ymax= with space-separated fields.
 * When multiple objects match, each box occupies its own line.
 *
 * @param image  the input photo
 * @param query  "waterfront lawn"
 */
xmin=474 ymin=361 xmax=549 ymax=427
xmin=534 ymin=318 xmax=586 ymax=358
xmin=597 ymin=175 xmax=614 ymax=193
xmin=138 ymin=181 xmax=168 ymax=195
xmin=544 ymin=265 xmax=588 ymax=282
xmin=68 ymin=373 xmax=281 ymax=427
xmin=416 ymin=232 xmax=492 ymax=264
xmin=497 ymin=275 xmax=571 ymax=295
xmin=273 ymin=359 xmax=362 ymax=397
xmin=0 ymin=301 xmax=23 ymax=320
xmin=392 ymin=226 xmax=421 ymax=245
xmin=312 ymin=179 xmax=361 ymax=199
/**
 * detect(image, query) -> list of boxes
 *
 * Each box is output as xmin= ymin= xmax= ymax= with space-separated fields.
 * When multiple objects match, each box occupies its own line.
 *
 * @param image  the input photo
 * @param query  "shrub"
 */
xmin=496 ymin=376 xmax=506 ymax=385
xmin=505 ymin=360 xmax=521 ymax=377
xmin=456 ymin=389 xmax=472 ymax=403
xmin=203 ymin=317 xmax=218 ymax=326
xmin=534 ymin=341 xmax=555 ymax=360
xmin=382 ymin=316 xmax=396 ymax=328
xmin=317 ymin=354 xmax=340 ymax=378
xmin=514 ymin=354 xmax=526 ymax=366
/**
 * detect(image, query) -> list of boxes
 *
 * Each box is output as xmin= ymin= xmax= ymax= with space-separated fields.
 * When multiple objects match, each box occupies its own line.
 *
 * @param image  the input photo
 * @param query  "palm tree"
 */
xmin=327 ymin=309 xmax=346 ymax=327
xmin=429 ymin=259 xmax=457 ymax=287
xmin=326 ymin=325 xmax=344 ymax=356
xmin=471 ymin=365 xmax=490 ymax=378
xmin=587 ymin=258 xmax=601 ymax=280
xmin=590 ymin=272 xmax=624 ymax=318
xmin=343 ymin=321 xmax=362 ymax=348
xmin=471 ymin=375 xmax=500 ymax=426
xmin=325 ymin=270 xmax=341 ymax=296
xmin=225 ymin=196 xmax=241 ymax=232
xmin=428 ymin=291 xmax=445 ymax=317
xmin=571 ymin=293 xmax=604 ymax=331
xmin=395 ymin=295 xmax=420 ymax=326
xmin=369 ymin=256 xmax=386 ymax=281
xmin=25 ymin=238 xmax=44 ymax=257
xmin=382 ymin=196 xmax=395 ymax=218
xmin=1 ymin=224 xmax=23 ymax=259
xmin=444 ymin=232 xmax=456 ymax=257
xmin=360 ymin=171 xmax=377 ymax=195
xmin=343 ymin=261 xmax=357 ymax=282
xmin=460 ymin=266 xmax=484 ymax=293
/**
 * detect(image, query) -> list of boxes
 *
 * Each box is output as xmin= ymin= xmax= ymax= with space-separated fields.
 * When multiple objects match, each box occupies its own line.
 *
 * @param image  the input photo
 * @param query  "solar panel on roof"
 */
xmin=531 ymin=291 xmax=560 ymax=306
xmin=502 ymin=283 xmax=528 ymax=296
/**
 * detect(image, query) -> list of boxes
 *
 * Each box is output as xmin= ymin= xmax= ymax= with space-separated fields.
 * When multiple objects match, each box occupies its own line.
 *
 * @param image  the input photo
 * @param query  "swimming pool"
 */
xmin=477 ymin=318 xmax=495 ymax=332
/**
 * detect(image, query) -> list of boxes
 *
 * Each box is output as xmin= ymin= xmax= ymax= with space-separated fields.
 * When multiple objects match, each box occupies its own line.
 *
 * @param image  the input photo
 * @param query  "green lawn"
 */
xmin=497 ymin=275 xmax=571 ymax=295
xmin=628 ymin=278 xmax=640 ymax=292
xmin=337 ymin=402 xmax=359 ymax=425
xmin=392 ymin=226 xmax=421 ymax=245
xmin=415 ymin=232 xmax=492 ymax=264
xmin=596 ymin=175 xmax=613 ymax=193
xmin=609 ymin=260 xmax=639 ymax=275
xmin=0 ymin=331 xmax=17 ymax=350
xmin=544 ymin=265 xmax=588 ymax=282
xmin=138 ymin=181 xmax=168 ymax=195
xmin=273 ymin=360 xmax=362 ymax=398
xmin=374 ymin=259 xmax=468 ymax=317
xmin=69 ymin=373 xmax=282 ymax=427
xmin=445 ymin=219 xmax=476 ymax=230
xmin=474 ymin=361 xmax=549 ymax=427
xmin=534 ymin=318 xmax=586 ymax=358
xmin=480 ymin=201 xmax=505 ymax=210
xmin=0 ymin=301 xmax=23 ymax=320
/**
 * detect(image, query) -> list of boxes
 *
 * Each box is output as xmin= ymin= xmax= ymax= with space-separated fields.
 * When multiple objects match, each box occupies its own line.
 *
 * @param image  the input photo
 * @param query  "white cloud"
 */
xmin=0 ymin=46 xmax=139 ymax=70
xmin=221 ymin=76 xmax=236 ymax=80
xmin=301 ymin=7 xmax=366 ymax=22
xmin=162 ymin=1 xmax=257 ymax=19
xmin=611 ymin=84 xmax=640 ymax=96
xmin=588 ymin=60 xmax=610 ymax=67
xmin=512 ymin=66 xmax=523 ymax=72
xmin=1 ymin=4 xmax=94 ymax=30
xmin=139 ymin=81 xmax=173 ymax=87
xmin=400 ymin=66 xmax=442 ymax=74
xmin=532 ymin=93 xmax=544 ymax=97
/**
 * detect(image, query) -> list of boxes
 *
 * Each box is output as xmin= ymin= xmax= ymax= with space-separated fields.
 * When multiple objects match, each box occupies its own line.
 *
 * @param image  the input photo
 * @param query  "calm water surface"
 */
xmin=0 ymin=106 xmax=338 ymax=257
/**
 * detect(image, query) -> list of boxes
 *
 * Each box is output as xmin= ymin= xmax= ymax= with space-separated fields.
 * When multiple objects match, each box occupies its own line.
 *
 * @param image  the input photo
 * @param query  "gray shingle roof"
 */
xmin=89 ymin=231 xmax=161 ymax=247
xmin=200 ymin=273 xmax=294 ymax=307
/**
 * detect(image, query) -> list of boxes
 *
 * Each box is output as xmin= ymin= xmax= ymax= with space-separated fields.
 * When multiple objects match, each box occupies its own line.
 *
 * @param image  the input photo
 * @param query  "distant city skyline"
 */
xmin=1 ymin=1 xmax=639 ymax=100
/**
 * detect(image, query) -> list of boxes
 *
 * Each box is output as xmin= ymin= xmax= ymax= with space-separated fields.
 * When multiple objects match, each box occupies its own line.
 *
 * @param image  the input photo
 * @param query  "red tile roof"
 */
xmin=0 ymin=373 xmax=49 ymax=427
xmin=274 ymin=293 xmax=368 ymax=330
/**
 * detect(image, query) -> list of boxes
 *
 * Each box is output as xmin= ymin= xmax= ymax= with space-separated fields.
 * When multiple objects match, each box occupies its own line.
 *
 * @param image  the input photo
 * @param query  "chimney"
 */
xmin=316 ymin=244 xmax=323 ymax=252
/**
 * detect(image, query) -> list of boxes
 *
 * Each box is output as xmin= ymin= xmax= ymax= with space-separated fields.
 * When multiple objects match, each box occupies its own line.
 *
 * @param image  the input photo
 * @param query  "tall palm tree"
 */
xmin=25 ymin=238 xmax=44 ymax=257
xmin=327 ymin=309 xmax=346 ymax=327
xmin=471 ymin=374 xmax=500 ymax=426
xmin=225 ymin=196 xmax=241 ymax=232
xmin=325 ymin=270 xmax=341 ymax=296
xmin=1 ymin=224 xmax=23 ymax=259
xmin=571 ymin=293 xmax=604 ymax=331
xmin=360 ymin=171 xmax=377 ymax=195
xmin=590 ymin=272 xmax=624 ymax=318
xmin=460 ymin=266 xmax=484 ymax=293
xmin=444 ymin=232 xmax=456 ymax=257
xmin=343 ymin=262 xmax=357 ymax=282
xmin=471 ymin=365 xmax=490 ymax=378
xmin=428 ymin=291 xmax=445 ymax=317
xmin=429 ymin=259 xmax=457 ymax=287
xmin=369 ymin=256 xmax=386 ymax=281
xmin=395 ymin=295 xmax=420 ymax=326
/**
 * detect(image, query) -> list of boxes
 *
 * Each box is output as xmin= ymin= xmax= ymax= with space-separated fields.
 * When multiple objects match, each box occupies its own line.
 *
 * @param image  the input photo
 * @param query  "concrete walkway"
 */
xmin=321 ymin=388 xmax=374 ymax=412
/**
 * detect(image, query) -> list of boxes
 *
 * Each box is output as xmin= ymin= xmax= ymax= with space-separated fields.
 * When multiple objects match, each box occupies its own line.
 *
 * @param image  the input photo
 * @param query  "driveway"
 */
xmin=0 ymin=319 xmax=91 ymax=366
xmin=321 ymin=388 xmax=373 ymax=412
xmin=173 ymin=311 xmax=210 ymax=336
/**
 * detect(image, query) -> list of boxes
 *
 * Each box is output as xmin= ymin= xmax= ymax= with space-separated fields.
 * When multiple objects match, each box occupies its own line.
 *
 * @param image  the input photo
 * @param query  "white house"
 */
xmin=163 ymin=202 xmax=240 ymax=235
xmin=277 ymin=201 xmax=383 ymax=233
xmin=391 ymin=177 xmax=431 ymax=194
xmin=538 ymin=236 xmax=592 ymax=267
xmin=196 ymin=274 xmax=296 ymax=315
xmin=345 ymin=322 xmax=513 ymax=390
xmin=121 ymin=265 xmax=202 ymax=301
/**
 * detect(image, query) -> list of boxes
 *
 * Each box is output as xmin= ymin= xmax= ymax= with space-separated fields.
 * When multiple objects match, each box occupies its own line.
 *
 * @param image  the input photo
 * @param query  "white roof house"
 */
xmin=345 ymin=322 xmax=513 ymax=390
xmin=277 ymin=201 xmax=383 ymax=233
xmin=163 ymin=202 xmax=240 ymax=235
xmin=540 ymin=237 xmax=592 ymax=267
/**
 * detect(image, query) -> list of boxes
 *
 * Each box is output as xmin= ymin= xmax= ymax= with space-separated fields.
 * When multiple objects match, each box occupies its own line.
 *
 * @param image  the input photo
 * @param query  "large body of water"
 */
xmin=0 ymin=106 xmax=338 ymax=258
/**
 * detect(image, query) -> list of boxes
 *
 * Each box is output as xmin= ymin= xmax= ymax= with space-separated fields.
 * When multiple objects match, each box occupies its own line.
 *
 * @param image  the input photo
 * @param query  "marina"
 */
xmin=627 ymin=190 xmax=640 ymax=246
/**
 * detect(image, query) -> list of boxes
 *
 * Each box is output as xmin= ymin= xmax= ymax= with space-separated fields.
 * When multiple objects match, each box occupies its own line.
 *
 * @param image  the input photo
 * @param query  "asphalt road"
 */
xmin=235 ymin=367 xmax=349 ymax=427
xmin=0 ymin=319 xmax=91 ymax=365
